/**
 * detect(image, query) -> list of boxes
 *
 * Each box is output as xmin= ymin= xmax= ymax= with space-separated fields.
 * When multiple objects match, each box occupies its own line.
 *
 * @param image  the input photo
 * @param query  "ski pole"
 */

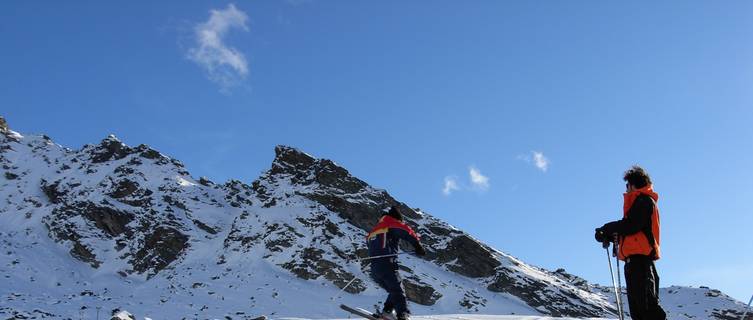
xmin=606 ymin=246 xmax=624 ymax=320
xmin=355 ymin=252 xmax=410 ymax=262
xmin=741 ymin=294 xmax=753 ymax=320
xmin=332 ymin=251 xmax=414 ymax=300
xmin=336 ymin=276 xmax=360 ymax=296
xmin=613 ymin=237 xmax=625 ymax=320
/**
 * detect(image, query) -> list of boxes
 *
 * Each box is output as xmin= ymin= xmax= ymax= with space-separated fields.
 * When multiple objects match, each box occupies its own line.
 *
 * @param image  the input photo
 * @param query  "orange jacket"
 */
xmin=619 ymin=185 xmax=661 ymax=261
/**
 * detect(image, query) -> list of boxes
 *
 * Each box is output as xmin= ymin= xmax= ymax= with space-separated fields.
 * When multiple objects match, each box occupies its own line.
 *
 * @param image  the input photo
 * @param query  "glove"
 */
xmin=594 ymin=228 xmax=610 ymax=243
xmin=594 ymin=228 xmax=613 ymax=248
xmin=414 ymin=244 xmax=426 ymax=256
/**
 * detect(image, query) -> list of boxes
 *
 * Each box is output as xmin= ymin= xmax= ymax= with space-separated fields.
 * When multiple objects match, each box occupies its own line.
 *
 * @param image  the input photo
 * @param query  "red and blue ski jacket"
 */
xmin=366 ymin=215 xmax=421 ymax=270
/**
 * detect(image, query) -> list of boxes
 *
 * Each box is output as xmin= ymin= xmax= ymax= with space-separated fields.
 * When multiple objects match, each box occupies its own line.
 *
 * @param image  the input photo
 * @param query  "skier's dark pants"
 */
xmin=371 ymin=263 xmax=409 ymax=316
xmin=624 ymin=255 xmax=667 ymax=320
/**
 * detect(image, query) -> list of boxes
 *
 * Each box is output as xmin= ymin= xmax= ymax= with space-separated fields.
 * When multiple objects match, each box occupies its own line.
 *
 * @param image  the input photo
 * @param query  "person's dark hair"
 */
xmin=623 ymin=165 xmax=652 ymax=188
xmin=384 ymin=206 xmax=404 ymax=221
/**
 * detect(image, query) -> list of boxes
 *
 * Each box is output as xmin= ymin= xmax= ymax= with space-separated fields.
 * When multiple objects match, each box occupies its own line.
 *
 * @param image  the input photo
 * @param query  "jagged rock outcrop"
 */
xmin=487 ymin=266 xmax=607 ymax=317
xmin=0 ymin=116 xmax=8 ymax=134
xmin=267 ymin=146 xmax=420 ymax=231
xmin=435 ymin=235 xmax=500 ymax=278
xmin=132 ymin=227 xmax=189 ymax=274
xmin=5 ymin=134 xmax=207 ymax=278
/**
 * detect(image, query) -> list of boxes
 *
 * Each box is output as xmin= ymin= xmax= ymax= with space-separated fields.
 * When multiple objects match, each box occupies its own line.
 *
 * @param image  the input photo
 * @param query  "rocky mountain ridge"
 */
xmin=0 ymin=116 xmax=749 ymax=320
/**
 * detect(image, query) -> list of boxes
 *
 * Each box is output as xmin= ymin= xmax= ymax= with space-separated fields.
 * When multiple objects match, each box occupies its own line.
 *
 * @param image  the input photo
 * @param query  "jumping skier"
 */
xmin=367 ymin=206 xmax=426 ymax=320
xmin=595 ymin=165 xmax=667 ymax=320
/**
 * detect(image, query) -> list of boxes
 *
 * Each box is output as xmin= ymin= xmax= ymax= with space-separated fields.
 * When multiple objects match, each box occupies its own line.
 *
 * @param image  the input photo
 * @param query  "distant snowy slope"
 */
xmin=0 ymin=116 xmax=750 ymax=320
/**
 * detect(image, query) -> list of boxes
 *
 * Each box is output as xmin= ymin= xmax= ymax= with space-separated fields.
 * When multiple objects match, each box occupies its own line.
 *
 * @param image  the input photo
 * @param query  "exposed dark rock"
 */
xmin=458 ymin=290 xmax=487 ymax=310
xmin=706 ymin=289 xmax=722 ymax=297
xmin=0 ymin=116 xmax=7 ymax=134
xmin=487 ymin=266 xmax=606 ymax=318
xmin=435 ymin=235 xmax=500 ymax=278
xmin=78 ymin=202 xmax=135 ymax=237
xmin=170 ymin=158 xmax=185 ymax=168
xmin=314 ymin=159 xmax=366 ymax=193
xmin=199 ymin=176 xmax=214 ymax=186
xmin=296 ymin=214 xmax=344 ymax=238
xmin=273 ymin=146 xmax=369 ymax=194
xmin=40 ymin=179 xmax=66 ymax=204
xmin=303 ymin=193 xmax=383 ymax=232
xmin=281 ymin=247 xmax=366 ymax=294
xmin=137 ymin=145 xmax=162 ymax=160
xmin=266 ymin=146 xmax=420 ymax=233
xmin=117 ymin=192 xmax=153 ymax=208
xmin=90 ymin=136 xmax=133 ymax=163
xmin=70 ymin=241 xmax=101 ymax=268
xmin=270 ymin=146 xmax=317 ymax=178
xmin=114 ymin=164 xmax=135 ymax=175
xmin=402 ymin=277 xmax=442 ymax=305
xmin=224 ymin=180 xmax=254 ymax=207
xmin=553 ymin=268 xmax=590 ymax=291
xmin=109 ymin=179 xmax=139 ymax=198
xmin=224 ymin=220 xmax=264 ymax=251
xmin=162 ymin=195 xmax=189 ymax=211
xmin=4 ymin=171 xmax=18 ymax=180
xmin=263 ymin=223 xmax=302 ymax=252
xmin=23 ymin=197 xmax=43 ymax=208
xmin=193 ymin=219 xmax=218 ymax=235
xmin=132 ymin=227 xmax=189 ymax=274
xmin=713 ymin=309 xmax=753 ymax=320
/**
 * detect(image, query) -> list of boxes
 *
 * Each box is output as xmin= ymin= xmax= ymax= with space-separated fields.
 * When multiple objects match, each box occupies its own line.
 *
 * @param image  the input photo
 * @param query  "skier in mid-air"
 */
xmin=595 ymin=165 xmax=667 ymax=320
xmin=367 ymin=206 xmax=426 ymax=320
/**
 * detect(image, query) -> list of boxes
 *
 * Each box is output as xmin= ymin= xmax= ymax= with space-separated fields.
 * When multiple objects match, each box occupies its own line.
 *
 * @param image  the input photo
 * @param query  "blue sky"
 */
xmin=2 ymin=1 xmax=753 ymax=302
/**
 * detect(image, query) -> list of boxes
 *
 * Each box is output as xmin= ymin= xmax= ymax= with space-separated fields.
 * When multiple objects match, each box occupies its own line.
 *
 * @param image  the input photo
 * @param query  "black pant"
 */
xmin=371 ymin=266 xmax=409 ymax=316
xmin=624 ymin=255 xmax=667 ymax=320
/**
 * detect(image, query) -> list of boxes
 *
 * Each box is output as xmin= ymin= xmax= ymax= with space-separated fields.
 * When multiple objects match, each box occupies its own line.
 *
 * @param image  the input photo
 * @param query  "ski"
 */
xmin=339 ymin=304 xmax=379 ymax=320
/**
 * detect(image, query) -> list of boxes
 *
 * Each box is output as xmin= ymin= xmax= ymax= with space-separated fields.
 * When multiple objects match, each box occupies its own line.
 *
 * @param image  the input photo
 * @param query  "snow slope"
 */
xmin=0 ymin=118 xmax=749 ymax=320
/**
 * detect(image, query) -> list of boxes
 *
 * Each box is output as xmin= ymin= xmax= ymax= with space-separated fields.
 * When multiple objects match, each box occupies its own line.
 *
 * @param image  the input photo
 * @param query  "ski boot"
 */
xmin=372 ymin=308 xmax=396 ymax=320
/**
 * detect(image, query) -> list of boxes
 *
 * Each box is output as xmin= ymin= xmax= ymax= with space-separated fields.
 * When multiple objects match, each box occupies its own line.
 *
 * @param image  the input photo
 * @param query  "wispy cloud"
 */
xmin=442 ymin=166 xmax=491 ymax=195
xmin=187 ymin=4 xmax=249 ymax=91
xmin=469 ymin=166 xmax=490 ymax=191
xmin=518 ymin=151 xmax=550 ymax=172
xmin=442 ymin=176 xmax=460 ymax=196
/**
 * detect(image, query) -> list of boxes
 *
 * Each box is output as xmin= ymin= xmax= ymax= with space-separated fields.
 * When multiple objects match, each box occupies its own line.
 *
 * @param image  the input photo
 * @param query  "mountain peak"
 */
xmin=89 ymin=135 xmax=132 ymax=163
xmin=269 ymin=145 xmax=370 ymax=193
xmin=104 ymin=134 xmax=121 ymax=142
xmin=0 ymin=116 xmax=8 ymax=134
xmin=0 ymin=116 xmax=23 ymax=141
xmin=273 ymin=145 xmax=316 ymax=170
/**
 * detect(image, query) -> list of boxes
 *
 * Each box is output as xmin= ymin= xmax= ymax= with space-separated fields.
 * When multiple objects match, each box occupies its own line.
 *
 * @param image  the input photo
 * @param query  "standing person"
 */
xmin=595 ymin=166 xmax=667 ymax=320
xmin=367 ymin=206 xmax=426 ymax=320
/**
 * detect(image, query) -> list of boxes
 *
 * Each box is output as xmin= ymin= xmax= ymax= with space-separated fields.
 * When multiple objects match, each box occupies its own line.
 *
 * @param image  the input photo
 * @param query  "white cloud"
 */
xmin=469 ymin=166 xmax=490 ymax=191
xmin=187 ymin=4 xmax=249 ymax=90
xmin=532 ymin=151 xmax=549 ymax=172
xmin=518 ymin=151 xmax=550 ymax=172
xmin=442 ymin=166 xmax=491 ymax=195
xmin=442 ymin=176 xmax=460 ymax=196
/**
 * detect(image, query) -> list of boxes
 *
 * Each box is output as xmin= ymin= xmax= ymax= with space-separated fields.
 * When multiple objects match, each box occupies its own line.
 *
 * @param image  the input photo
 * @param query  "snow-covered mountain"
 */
xmin=0 ymin=116 xmax=749 ymax=320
